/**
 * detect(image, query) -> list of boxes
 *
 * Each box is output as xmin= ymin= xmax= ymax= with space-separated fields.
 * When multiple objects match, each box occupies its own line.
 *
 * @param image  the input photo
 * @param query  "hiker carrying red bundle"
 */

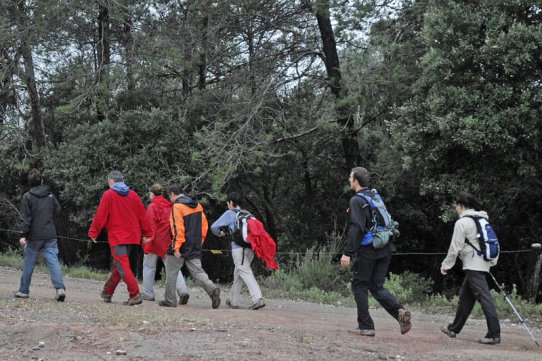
xmin=211 ymin=192 xmax=275 ymax=310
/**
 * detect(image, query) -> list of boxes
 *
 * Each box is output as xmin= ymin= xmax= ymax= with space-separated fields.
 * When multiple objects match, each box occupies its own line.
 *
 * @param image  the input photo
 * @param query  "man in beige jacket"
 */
xmin=440 ymin=191 xmax=500 ymax=345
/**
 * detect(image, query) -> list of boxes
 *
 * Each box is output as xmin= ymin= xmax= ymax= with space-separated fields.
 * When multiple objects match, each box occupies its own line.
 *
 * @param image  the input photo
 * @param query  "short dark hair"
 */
xmin=227 ymin=192 xmax=243 ymax=207
xmin=351 ymin=167 xmax=370 ymax=187
xmin=107 ymin=170 xmax=124 ymax=183
xmin=149 ymin=183 xmax=163 ymax=196
xmin=168 ymin=184 xmax=185 ymax=196
xmin=28 ymin=169 xmax=42 ymax=187
xmin=456 ymin=191 xmax=482 ymax=211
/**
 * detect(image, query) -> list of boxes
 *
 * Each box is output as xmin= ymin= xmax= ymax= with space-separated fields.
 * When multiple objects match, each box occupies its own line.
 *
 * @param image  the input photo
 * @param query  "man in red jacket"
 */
xmin=142 ymin=183 xmax=190 ymax=303
xmin=88 ymin=170 xmax=152 ymax=305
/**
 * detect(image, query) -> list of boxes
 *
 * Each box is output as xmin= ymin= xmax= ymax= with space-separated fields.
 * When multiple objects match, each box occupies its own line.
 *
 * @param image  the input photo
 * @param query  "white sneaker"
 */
xmin=55 ymin=288 xmax=66 ymax=302
xmin=15 ymin=291 xmax=29 ymax=298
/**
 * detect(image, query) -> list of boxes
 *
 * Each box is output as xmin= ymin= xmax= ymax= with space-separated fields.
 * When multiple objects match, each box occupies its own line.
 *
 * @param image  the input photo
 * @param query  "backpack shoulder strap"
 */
xmin=355 ymin=193 xmax=374 ymax=208
xmin=462 ymin=215 xmax=482 ymax=253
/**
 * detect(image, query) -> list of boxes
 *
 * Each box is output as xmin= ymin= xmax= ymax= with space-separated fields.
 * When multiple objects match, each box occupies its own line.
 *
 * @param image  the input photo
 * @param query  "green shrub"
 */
xmin=384 ymin=272 xmax=433 ymax=305
xmin=0 ymin=248 xmax=23 ymax=269
xmin=472 ymin=285 xmax=542 ymax=320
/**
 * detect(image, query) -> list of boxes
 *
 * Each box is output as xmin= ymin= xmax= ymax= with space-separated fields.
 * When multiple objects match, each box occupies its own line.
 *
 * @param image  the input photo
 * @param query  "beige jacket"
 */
xmin=441 ymin=209 xmax=498 ymax=272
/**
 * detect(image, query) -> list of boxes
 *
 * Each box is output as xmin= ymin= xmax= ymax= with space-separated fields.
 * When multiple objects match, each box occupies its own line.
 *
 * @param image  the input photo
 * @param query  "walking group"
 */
xmin=14 ymin=167 xmax=501 ymax=345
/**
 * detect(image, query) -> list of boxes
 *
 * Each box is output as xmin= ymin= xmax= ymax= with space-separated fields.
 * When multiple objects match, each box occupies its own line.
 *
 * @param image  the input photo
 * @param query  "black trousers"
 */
xmin=352 ymin=250 xmax=403 ymax=330
xmin=448 ymin=270 xmax=500 ymax=338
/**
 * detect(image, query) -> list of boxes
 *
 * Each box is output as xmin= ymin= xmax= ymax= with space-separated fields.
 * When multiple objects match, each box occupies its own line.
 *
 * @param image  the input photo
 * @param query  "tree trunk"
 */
xmin=0 ymin=49 xmax=16 ymax=124
xmin=14 ymin=0 xmax=45 ymax=149
xmin=315 ymin=0 xmax=360 ymax=170
xmin=198 ymin=13 xmax=209 ymax=90
xmin=96 ymin=4 xmax=110 ymax=122
xmin=122 ymin=18 xmax=135 ymax=92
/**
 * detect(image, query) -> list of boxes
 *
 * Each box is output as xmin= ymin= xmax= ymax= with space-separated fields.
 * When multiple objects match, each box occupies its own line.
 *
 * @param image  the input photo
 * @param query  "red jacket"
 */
xmin=247 ymin=219 xmax=279 ymax=270
xmin=143 ymin=195 xmax=172 ymax=257
xmin=88 ymin=189 xmax=152 ymax=246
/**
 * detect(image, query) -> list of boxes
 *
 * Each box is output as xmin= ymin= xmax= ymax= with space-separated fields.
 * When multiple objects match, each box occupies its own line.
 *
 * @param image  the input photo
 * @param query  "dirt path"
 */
xmin=0 ymin=267 xmax=541 ymax=361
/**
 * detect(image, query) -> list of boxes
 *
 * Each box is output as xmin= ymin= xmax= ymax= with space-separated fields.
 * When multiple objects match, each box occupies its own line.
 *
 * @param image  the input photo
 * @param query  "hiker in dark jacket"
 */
xmin=340 ymin=167 xmax=411 ymax=337
xmin=15 ymin=169 xmax=66 ymax=302
xmin=158 ymin=184 xmax=220 ymax=309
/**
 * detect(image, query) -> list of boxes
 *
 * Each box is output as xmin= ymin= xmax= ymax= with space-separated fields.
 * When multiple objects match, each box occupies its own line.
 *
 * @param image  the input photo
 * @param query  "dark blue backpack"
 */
xmin=464 ymin=215 xmax=500 ymax=262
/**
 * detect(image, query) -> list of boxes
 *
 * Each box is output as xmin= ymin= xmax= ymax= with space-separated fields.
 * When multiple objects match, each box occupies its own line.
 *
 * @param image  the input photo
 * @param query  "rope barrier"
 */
xmin=0 ymin=227 xmax=536 ymax=256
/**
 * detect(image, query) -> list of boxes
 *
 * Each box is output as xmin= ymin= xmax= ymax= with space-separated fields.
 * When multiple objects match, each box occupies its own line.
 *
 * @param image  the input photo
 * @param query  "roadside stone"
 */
xmin=115 ymin=349 xmax=127 ymax=355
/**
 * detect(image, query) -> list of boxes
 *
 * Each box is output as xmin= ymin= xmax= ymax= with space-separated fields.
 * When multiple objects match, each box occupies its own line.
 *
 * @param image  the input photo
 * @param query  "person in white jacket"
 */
xmin=440 ymin=191 xmax=500 ymax=345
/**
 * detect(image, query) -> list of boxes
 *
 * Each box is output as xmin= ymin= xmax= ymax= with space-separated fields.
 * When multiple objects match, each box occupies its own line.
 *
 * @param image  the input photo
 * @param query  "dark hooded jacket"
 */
xmin=168 ymin=195 xmax=208 ymax=259
xmin=18 ymin=185 xmax=61 ymax=240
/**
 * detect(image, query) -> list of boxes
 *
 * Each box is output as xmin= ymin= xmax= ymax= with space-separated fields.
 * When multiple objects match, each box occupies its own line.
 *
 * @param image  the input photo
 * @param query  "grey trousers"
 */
xmin=164 ymin=255 xmax=217 ymax=305
xmin=230 ymin=247 xmax=262 ymax=305
xmin=142 ymin=253 xmax=188 ymax=299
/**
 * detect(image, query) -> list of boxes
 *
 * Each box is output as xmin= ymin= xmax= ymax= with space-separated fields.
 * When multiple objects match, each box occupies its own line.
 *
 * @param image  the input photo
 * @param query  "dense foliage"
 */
xmin=1 ymin=0 xmax=541 ymax=301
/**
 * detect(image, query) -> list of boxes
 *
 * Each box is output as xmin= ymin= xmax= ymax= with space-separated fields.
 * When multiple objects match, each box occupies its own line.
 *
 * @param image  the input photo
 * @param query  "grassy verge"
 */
xmin=0 ymin=247 xmax=109 ymax=281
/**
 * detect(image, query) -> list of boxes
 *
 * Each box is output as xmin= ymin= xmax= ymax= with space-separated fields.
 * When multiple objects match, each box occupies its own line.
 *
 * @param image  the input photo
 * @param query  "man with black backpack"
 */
xmin=340 ymin=167 xmax=411 ymax=337
xmin=210 ymin=192 xmax=265 ymax=310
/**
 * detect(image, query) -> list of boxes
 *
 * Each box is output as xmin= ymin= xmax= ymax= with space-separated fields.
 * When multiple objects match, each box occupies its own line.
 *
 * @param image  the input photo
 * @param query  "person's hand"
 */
xmin=19 ymin=237 xmax=26 ymax=246
xmin=340 ymin=254 xmax=351 ymax=268
xmin=90 ymin=237 xmax=97 ymax=243
xmin=142 ymin=237 xmax=151 ymax=244
xmin=219 ymin=231 xmax=226 ymax=237
xmin=440 ymin=267 xmax=448 ymax=276
xmin=174 ymin=250 xmax=181 ymax=258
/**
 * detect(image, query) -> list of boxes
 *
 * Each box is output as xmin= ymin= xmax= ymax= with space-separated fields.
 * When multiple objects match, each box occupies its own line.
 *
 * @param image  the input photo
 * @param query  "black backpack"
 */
xmin=231 ymin=210 xmax=253 ymax=249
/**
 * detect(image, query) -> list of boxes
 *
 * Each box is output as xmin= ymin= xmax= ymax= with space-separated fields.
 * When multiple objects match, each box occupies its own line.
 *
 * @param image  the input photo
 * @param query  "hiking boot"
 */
xmin=178 ymin=293 xmax=190 ymax=305
xmin=100 ymin=291 xmax=112 ymax=303
xmin=478 ymin=337 xmax=500 ymax=345
xmin=249 ymin=298 xmax=266 ymax=310
xmin=141 ymin=293 xmax=155 ymax=301
xmin=398 ymin=308 xmax=412 ymax=335
xmin=158 ymin=300 xmax=176 ymax=308
xmin=123 ymin=294 xmax=143 ymax=306
xmin=210 ymin=287 xmax=221 ymax=309
xmin=225 ymin=299 xmax=240 ymax=309
xmin=348 ymin=328 xmax=376 ymax=337
xmin=440 ymin=325 xmax=456 ymax=338
xmin=55 ymin=288 xmax=66 ymax=302
xmin=14 ymin=291 xmax=29 ymax=299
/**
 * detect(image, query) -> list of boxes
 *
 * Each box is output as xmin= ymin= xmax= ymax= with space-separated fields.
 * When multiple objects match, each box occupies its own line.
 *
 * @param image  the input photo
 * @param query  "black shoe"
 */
xmin=55 ymin=289 xmax=66 ymax=302
xmin=210 ymin=288 xmax=221 ymax=309
xmin=100 ymin=291 xmax=112 ymax=303
xmin=478 ymin=337 xmax=500 ymax=345
xmin=441 ymin=326 xmax=456 ymax=338
xmin=249 ymin=298 xmax=266 ymax=310
xmin=178 ymin=293 xmax=190 ymax=305
xmin=158 ymin=300 xmax=176 ymax=307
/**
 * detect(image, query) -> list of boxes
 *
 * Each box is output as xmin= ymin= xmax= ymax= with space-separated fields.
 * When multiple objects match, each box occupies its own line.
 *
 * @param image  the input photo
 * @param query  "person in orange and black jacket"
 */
xmin=158 ymin=184 xmax=221 ymax=309
xmin=340 ymin=166 xmax=411 ymax=337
